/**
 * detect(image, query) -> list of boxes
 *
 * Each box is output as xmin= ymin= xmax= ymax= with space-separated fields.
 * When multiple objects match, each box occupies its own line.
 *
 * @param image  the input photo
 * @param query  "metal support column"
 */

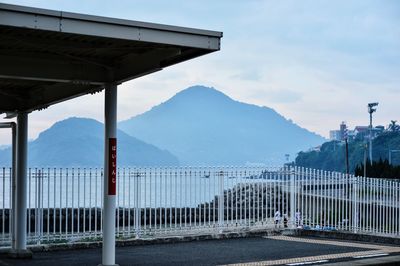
xmin=11 ymin=122 xmax=16 ymax=250
xmin=102 ymin=83 xmax=118 ymax=266
xmin=10 ymin=113 xmax=32 ymax=258
xmin=369 ymin=113 xmax=373 ymax=165
xmin=0 ymin=122 xmax=16 ymax=250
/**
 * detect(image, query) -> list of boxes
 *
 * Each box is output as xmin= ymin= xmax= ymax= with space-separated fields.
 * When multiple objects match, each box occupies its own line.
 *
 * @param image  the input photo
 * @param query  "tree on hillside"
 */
xmin=389 ymin=120 xmax=400 ymax=132
xmin=354 ymin=158 xmax=400 ymax=179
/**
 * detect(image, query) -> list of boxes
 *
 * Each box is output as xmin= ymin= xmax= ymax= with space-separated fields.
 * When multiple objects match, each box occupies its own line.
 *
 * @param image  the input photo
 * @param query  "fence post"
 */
xmin=135 ymin=172 xmax=140 ymax=239
xmin=290 ymin=166 xmax=296 ymax=228
xmin=218 ymin=170 xmax=224 ymax=231
xmin=39 ymin=170 xmax=43 ymax=244
xmin=35 ymin=169 xmax=43 ymax=245
xmin=352 ymin=175 xmax=358 ymax=233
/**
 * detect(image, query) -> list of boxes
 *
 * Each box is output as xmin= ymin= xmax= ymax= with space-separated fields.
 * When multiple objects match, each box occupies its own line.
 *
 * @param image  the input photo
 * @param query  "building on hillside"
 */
xmin=339 ymin=122 xmax=346 ymax=139
xmin=353 ymin=126 xmax=369 ymax=140
xmin=329 ymin=130 xmax=341 ymax=141
xmin=330 ymin=122 xmax=351 ymax=141
xmin=330 ymin=123 xmax=385 ymax=142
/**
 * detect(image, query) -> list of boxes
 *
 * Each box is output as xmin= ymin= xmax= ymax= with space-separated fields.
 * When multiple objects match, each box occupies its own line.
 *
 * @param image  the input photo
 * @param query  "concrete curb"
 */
xmin=321 ymin=255 xmax=400 ymax=266
xmin=288 ymin=229 xmax=400 ymax=245
xmin=0 ymin=228 xmax=282 ymax=254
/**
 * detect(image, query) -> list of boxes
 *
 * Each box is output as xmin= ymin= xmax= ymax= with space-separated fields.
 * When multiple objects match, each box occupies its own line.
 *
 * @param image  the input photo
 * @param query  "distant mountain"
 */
xmin=0 ymin=117 xmax=179 ymax=167
xmin=119 ymin=85 xmax=326 ymax=165
xmin=0 ymin=144 xmax=10 ymax=150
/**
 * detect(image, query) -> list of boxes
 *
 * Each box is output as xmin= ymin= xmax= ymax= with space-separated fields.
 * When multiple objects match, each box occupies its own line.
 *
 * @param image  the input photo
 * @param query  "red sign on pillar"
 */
xmin=108 ymin=138 xmax=117 ymax=195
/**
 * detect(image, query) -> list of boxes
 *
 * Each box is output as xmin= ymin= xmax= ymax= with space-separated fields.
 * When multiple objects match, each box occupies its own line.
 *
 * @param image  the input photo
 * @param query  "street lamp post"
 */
xmin=344 ymin=127 xmax=349 ymax=175
xmin=368 ymin=102 xmax=378 ymax=165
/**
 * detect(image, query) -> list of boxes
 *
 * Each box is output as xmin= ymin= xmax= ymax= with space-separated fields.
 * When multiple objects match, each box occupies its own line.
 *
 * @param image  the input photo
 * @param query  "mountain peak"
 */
xmin=171 ymin=85 xmax=232 ymax=103
xmin=177 ymin=85 xmax=226 ymax=95
xmin=38 ymin=116 xmax=102 ymax=140
xmin=119 ymin=85 xmax=326 ymax=165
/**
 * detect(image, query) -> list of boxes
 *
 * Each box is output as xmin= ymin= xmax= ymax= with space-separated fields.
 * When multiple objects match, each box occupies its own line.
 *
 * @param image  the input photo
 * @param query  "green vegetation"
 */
xmin=41 ymin=238 xmax=69 ymax=244
xmin=354 ymin=159 xmax=400 ymax=179
xmin=295 ymin=131 xmax=400 ymax=176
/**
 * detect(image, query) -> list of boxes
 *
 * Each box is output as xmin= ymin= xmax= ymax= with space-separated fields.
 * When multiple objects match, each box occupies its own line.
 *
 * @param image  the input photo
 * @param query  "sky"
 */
xmin=0 ymin=0 xmax=399 ymax=146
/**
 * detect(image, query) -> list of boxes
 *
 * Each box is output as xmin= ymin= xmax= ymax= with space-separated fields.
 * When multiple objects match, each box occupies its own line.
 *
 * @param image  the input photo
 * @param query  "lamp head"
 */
xmin=368 ymin=102 xmax=379 ymax=114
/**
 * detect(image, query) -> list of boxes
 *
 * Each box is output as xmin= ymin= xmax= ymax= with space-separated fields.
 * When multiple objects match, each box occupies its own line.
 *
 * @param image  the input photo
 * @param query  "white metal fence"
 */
xmin=0 ymin=166 xmax=399 ymax=246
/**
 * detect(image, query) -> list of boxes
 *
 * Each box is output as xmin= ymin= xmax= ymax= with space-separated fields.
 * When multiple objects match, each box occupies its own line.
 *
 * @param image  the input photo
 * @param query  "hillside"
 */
xmin=295 ymin=131 xmax=400 ymax=173
xmin=0 ymin=117 xmax=179 ymax=167
xmin=119 ymin=85 xmax=326 ymax=165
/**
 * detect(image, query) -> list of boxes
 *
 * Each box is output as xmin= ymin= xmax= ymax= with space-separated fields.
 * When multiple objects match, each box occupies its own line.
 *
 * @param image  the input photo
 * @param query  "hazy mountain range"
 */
xmin=0 ymin=85 xmax=325 ymax=167
xmin=0 ymin=117 xmax=178 ymax=167
xmin=119 ymin=85 xmax=325 ymax=165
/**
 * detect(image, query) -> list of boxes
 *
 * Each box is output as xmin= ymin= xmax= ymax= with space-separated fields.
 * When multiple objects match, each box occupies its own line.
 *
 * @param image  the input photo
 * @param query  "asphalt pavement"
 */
xmin=0 ymin=236 xmax=398 ymax=266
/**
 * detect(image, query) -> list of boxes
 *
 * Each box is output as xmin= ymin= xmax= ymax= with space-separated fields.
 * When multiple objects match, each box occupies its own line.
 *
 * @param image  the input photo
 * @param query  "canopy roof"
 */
xmin=0 ymin=3 xmax=222 ymax=114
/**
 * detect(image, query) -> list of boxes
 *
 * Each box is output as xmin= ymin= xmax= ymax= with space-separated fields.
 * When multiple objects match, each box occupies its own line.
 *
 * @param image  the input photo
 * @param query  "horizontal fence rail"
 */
xmin=0 ymin=166 xmax=399 ymax=246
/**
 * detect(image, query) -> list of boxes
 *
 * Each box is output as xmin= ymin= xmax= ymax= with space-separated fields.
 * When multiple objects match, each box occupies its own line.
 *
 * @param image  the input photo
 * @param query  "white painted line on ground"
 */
xmin=353 ymin=253 xmax=389 ymax=259
xmin=286 ymin=260 xmax=329 ymax=265
xmin=223 ymin=236 xmax=400 ymax=266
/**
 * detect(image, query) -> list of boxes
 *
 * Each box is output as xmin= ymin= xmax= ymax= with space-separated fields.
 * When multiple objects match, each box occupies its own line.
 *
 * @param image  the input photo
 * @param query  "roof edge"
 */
xmin=0 ymin=3 xmax=223 ymax=38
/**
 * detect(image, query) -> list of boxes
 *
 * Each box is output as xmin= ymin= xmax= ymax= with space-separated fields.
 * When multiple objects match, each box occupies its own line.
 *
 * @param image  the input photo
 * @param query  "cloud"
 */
xmin=231 ymin=71 xmax=261 ymax=81
xmin=266 ymin=89 xmax=303 ymax=104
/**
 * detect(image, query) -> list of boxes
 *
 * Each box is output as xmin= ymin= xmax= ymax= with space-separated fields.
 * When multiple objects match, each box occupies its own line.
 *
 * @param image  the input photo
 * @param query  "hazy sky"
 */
xmin=0 ymin=0 xmax=399 ymax=145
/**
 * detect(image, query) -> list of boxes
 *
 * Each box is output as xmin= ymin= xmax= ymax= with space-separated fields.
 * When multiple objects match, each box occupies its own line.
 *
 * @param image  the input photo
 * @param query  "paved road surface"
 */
xmin=0 ymin=236 xmax=399 ymax=265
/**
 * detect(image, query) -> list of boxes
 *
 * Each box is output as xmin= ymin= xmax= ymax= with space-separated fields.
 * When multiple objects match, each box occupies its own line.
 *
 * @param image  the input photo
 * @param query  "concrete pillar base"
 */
xmin=98 ymin=264 xmax=119 ymax=266
xmin=8 ymin=249 xmax=33 ymax=259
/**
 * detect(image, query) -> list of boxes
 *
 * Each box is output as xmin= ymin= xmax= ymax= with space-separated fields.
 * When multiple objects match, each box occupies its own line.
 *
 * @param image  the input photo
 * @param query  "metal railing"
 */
xmin=0 ymin=166 xmax=399 ymax=246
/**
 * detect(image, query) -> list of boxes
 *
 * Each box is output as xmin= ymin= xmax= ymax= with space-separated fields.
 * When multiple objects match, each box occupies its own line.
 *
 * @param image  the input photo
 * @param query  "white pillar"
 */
xmin=102 ymin=83 xmax=118 ymax=266
xmin=0 ymin=122 xmax=17 ymax=250
xmin=11 ymin=113 xmax=32 ymax=258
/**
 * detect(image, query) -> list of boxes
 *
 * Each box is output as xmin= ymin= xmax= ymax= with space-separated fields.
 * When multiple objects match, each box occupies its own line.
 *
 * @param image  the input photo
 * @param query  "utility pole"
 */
xmin=368 ymin=102 xmax=378 ymax=165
